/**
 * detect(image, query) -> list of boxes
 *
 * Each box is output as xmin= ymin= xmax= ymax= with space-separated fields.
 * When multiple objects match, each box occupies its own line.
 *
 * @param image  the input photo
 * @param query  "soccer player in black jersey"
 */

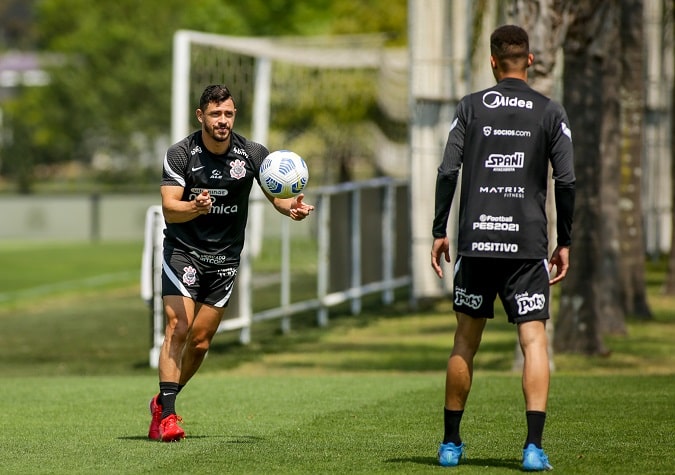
xmin=431 ymin=26 xmax=575 ymax=470
xmin=147 ymin=85 xmax=314 ymax=442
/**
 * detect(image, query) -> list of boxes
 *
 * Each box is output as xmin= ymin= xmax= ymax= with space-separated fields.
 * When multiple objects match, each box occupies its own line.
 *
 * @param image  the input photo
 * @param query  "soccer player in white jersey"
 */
xmin=148 ymin=85 xmax=314 ymax=442
xmin=431 ymin=25 xmax=575 ymax=471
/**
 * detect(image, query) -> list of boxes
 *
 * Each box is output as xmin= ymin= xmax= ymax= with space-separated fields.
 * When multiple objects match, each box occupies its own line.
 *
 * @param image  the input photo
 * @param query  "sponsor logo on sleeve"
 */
xmin=232 ymin=146 xmax=249 ymax=158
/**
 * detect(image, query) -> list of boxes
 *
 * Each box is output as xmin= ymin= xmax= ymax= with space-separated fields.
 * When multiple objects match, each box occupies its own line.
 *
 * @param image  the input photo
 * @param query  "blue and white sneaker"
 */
xmin=522 ymin=443 xmax=553 ymax=471
xmin=438 ymin=441 xmax=465 ymax=467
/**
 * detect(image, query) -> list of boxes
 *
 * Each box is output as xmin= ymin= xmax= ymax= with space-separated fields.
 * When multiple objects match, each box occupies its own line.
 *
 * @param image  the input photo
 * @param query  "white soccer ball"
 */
xmin=259 ymin=150 xmax=309 ymax=199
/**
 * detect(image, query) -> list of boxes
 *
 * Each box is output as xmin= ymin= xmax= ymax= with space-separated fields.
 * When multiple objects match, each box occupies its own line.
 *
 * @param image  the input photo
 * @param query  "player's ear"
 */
xmin=527 ymin=53 xmax=534 ymax=67
xmin=196 ymin=109 xmax=204 ymax=124
xmin=490 ymin=55 xmax=497 ymax=69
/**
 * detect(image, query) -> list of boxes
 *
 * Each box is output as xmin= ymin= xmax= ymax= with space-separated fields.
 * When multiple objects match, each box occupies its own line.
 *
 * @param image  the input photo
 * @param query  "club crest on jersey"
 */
xmin=230 ymin=159 xmax=247 ymax=179
xmin=182 ymin=266 xmax=197 ymax=285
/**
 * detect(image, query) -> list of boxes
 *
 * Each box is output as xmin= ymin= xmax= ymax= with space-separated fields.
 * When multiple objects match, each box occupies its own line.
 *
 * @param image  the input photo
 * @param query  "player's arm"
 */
xmin=161 ymin=186 xmax=212 ymax=223
xmin=431 ymin=171 xmax=458 ymax=279
xmin=264 ymin=192 xmax=315 ymax=221
xmin=547 ymin=103 xmax=575 ymax=284
xmin=431 ymin=103 xmax=466 ymax=278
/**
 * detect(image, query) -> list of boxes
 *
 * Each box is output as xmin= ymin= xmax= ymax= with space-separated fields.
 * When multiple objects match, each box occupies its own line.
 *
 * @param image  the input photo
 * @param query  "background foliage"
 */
xmin=0 ymin=0 xmax=407 ymax=192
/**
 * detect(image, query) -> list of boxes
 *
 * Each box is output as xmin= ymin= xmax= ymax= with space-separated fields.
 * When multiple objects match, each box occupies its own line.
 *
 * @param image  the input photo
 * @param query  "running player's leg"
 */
xmin=155 ymin=295 xmax=195 ymax=441
xmin=160 ymin=296 xmax=196 ymax=382
xmin=179 ymin=302 xmax=225 ymax=386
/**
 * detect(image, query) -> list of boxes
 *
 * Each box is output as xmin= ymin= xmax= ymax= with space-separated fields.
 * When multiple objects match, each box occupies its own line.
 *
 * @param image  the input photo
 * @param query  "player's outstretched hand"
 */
xmin=195 ymin=190 xmax=212 ymax=215
xmin=548 ymin=245 xmax=570 ymax=285
xmin=431 ymin=237 xmax=450 ymax=279
xmin=289 ymin=194 xmax=314 ymax=221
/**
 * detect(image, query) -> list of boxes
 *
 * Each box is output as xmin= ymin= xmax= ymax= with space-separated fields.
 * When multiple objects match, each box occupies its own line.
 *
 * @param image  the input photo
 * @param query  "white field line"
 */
xmin=0 ymin=271 xmax=138 ymax=302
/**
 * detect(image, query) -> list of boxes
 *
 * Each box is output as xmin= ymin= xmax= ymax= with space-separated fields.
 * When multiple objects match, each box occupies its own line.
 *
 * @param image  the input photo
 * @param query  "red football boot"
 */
xmin=147 ymin=394 xmax=162 ymax=440
xmin=159 ymin=414 xmax=185 ymax=442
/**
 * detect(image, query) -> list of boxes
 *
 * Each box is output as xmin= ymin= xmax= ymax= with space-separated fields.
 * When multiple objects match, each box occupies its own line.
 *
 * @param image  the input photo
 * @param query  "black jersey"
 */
xmin=161 ymin=130 xmax=269 ymax=263
xmin=433 ymin=78 xmax=575 ymax=259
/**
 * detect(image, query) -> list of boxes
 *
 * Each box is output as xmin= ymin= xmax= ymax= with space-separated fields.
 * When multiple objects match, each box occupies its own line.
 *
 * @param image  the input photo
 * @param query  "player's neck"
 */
xmin=201 ymin=132 xmax=231 ymax=155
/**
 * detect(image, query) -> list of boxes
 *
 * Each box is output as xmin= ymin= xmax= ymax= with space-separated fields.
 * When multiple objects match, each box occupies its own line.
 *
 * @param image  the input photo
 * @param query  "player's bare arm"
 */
xmin=431 ymin=236 xmax=451 ymax=279
xmin=265 ymin=192 xmax=315 ymax=221
xmin=548 ymin=245 xmax=570 ymax=285
xmin=161 ymin=186 xmax=212 ymax=223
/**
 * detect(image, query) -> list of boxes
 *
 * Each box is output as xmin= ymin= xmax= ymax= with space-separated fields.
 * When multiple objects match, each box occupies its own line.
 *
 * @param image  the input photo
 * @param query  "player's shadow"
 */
xmin=386 ymin=456 xmax=521 ymax=470
xmin=117 ymin=434 xmax=264 ymax=443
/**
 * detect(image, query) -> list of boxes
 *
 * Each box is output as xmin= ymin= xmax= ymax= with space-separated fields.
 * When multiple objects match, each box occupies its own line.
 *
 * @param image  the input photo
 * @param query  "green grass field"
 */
xmin=1 ymin=241 xmax=674 ymax=474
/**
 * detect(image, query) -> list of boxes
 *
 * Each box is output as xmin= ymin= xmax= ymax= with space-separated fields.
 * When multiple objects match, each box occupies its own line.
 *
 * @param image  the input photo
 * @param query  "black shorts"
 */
xmin=452 ymin=256 xmax=550 ymax=324
xmin=162 ymin=245 xmax=238 ymax=308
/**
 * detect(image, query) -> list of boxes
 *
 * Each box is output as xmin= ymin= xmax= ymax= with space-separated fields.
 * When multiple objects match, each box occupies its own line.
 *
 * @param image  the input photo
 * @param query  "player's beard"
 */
xmin=207 ymin=123 xmax=231 ymax=143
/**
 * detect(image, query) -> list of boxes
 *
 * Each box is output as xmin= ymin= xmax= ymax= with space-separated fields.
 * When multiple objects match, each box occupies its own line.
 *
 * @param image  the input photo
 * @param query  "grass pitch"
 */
xmin=1 ymin=241 xmax=674 ymax=474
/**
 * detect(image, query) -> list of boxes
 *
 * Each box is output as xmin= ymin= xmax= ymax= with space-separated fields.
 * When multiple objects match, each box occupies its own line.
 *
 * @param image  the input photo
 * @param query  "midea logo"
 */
xmin=482 ymin=91 xmax=533 ymax=110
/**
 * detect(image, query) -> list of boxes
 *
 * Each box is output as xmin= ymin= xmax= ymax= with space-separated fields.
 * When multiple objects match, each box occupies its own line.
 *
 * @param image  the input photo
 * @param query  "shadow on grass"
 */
xmin=205 ymin=302 xmax=521 ymax=373
xmin=385 ymin=456 xmax=521 ymax=470
xmin=117 ymin=434 xmax=265 ymax=443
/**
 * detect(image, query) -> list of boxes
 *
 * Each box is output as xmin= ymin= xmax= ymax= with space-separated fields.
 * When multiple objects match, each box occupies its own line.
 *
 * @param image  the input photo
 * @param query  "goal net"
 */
xmin=171 ymin=30 xmax=409 ymax=184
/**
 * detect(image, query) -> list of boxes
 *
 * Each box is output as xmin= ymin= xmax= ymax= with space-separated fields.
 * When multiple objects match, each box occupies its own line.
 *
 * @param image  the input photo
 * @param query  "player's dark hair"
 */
xmin=490 ymin=25 xmax=529 ymax=71
xmin=199 ymin=84 xmax=236 ymax=110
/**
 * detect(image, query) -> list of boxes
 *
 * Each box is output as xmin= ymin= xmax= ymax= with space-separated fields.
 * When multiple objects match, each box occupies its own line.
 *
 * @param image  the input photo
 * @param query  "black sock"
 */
xmin=159 ymin=382 xmax=180 ymax=420
xmin=443 ymin=408 xmax=464 ymax=445
xmin=524 ymin=411 xmax=546 ymax=449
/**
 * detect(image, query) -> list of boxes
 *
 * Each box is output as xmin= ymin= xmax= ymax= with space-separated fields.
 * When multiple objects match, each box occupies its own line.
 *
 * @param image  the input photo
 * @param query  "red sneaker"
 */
xmin=159 ymin=414 xmax=185 ymax=442
xmin=147 ymin=394 xmax=162 ymax=440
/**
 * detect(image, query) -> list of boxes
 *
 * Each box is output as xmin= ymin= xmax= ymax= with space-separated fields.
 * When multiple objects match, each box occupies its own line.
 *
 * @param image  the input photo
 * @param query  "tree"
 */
xmin=555 ymin=0 xmax=622 ymax=354
xmin=1 ymin=0 xmax=406 ymax=192
xmin=617 ymin=0 xmax=651 ymax=320
xmin=665 ymin=0 xmax=675 ymax=294
xmin=510 ymin=0 xmax=578 ymax=369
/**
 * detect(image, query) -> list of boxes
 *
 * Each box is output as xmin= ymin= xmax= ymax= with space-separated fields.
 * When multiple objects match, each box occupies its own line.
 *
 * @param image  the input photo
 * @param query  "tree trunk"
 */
xmin=666 ymin=0 xmax=675 ymax=294
xmin=618 ymin=0 xmax=652 ymax=319
xmin=555 ymin=0 xmax=620 ymax=355
xmin=510 ymin=0 xmax=577 ymax=369
xmin=598 ymin=6 xmax=627 ymax=336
